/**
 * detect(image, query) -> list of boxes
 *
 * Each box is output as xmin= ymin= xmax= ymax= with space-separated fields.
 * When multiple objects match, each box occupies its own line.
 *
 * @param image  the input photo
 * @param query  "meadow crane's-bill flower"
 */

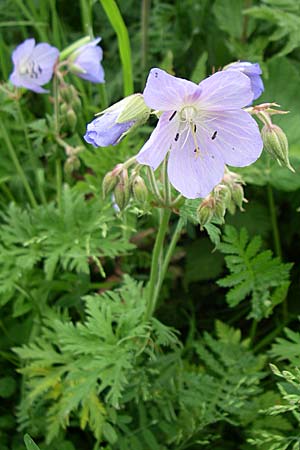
xmin=136 ymin=68 xmax=263 ymax=199
xmin=69 ymin=37 xmax=104 ymax=83
xmin=223 ymin=61 xmax=264 ymax=101
xmin=9 ymin=38 xmax=59 ymax=93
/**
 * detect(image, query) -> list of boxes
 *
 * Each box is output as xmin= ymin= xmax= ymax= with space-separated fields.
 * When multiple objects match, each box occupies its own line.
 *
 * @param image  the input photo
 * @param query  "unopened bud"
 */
xmin=214 ymin=198 xmax=227 ymax=222
xmin=66 ymin=108 xmax=77 ymax=130
xmin=60 ymin=84 xmax=79 ymax=106
xmin=231 ymin=184 xmax=245 ymax=211
xmin=131 ymin=175 xmax=148 ymax=204
xmin=64 ymin=156 xmax=80 ymax=175
xmin=113 ymin=169 xmax=130 ymax=210
xmin=197 ymin=198 xmax=215 ymax=229
xmin=102 ymin=171 xmax=118 ymax=198
xmin=262 ymin=124 xmax=294 ymax=172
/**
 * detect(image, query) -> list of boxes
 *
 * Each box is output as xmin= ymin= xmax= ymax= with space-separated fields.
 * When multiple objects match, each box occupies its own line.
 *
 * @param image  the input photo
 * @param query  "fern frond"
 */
xmin=217 ymin=226 xmax=292 ymax=320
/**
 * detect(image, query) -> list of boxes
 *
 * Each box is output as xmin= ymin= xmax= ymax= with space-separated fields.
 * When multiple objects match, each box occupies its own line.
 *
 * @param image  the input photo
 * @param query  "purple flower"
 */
xmin=136 ymin=68 xmax=263 ymax=199
xmin=9 ymin=38 xmax=59 ymax=93
xmin=84 ymin=111 xmax=134 ymax=147
xmin=224 ymin=61 xmax=264 ymax=101
xmin=70 ymin=37 xmax=104 ymax=83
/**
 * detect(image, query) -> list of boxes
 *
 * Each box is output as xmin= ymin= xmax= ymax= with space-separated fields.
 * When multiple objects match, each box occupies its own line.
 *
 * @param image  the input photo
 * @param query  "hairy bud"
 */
xmin=262 ymin=124 xmax=294 ymax=172
xmin=197 ymin=198 xmax=215 ymax=229
xmin=131 ymin=175 xmax=148 ymax=204
xmin=231 ymin=183 xmax=245 ymax=211
xmin=66 ymin=108 xmax=77 ymax=130
xmin=113 ymin=169 xmax=130 ymax=210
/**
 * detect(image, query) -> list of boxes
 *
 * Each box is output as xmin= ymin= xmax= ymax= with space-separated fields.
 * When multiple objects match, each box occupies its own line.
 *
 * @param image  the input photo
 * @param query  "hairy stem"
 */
xmin=141 ymin=0 xmax=151 ymax=88
xmin=144 ymin=207 xmax=171 ymax=320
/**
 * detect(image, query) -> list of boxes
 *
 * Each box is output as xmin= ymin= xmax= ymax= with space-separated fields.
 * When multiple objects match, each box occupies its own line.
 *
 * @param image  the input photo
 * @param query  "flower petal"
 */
xmin=197 ymin=70 xmax=253 ymax=111
xmin=84 ymin=112 xmax=133 ymax=147
xmin=136 ymin=111 xmax=179 ymax=170
xmin=167 ymin=132 xmax=225 ymax=199
xmin=199 ymin=109 xmax=263 ymax=167
xmin=143 ymin=68 xmax=201 ymax=111
xmin=30 ymin=43 xmax=59 ymax=84
xmin=75 ymin=46 xmax=104 ymax=83
xmin=11 ymin=38 xmax=35 ymax=65
xmin=9 ymin=71 xmax=48 ymax=93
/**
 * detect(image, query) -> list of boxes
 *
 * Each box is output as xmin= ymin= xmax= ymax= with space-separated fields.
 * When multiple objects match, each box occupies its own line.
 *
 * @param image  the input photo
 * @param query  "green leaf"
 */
xmin=217 ymin=226 xmax=292 ymax=320
xmin=24 ymin=435 xmax=40 ymax=450
xmin=213 ymin=0 xmax=244 ymax=38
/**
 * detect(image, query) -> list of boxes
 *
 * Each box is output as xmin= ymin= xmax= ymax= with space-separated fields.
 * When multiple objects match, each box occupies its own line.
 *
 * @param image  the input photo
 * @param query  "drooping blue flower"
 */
xmin=224 ymin=61 xmax=264 ymax=101
xmin=84 ymin=111 xmax=134 ymax=147
xmin=84 ymin=94 xmax=150 ymax=147
xmin=136 ymin=68 xmax=263 ymax=199
xmin=9 ymin=38 xmax=59 ymax=93
xmin=69 ymin=37 xmax=104 ymax=83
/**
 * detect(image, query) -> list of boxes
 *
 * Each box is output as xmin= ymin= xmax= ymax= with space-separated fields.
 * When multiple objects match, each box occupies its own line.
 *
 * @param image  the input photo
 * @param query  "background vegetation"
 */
xmin=1 ymin=0 xmax=300 ymax=449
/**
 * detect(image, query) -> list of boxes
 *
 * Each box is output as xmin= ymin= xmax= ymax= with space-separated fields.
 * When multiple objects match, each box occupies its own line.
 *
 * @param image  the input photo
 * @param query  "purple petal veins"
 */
xmin=136 ymin=67 xmax=263 ymax=199
xmin=9 ymin=38 xmax=59 ymax=93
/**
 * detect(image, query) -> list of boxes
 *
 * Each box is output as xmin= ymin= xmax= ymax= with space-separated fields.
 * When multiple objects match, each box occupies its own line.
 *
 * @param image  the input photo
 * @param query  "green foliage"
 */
xmin=217 ymin=226 xmax=292 ymax=320
xmin=248 ymin=364 xmax=300 ymax=449
xmin=0 ymin=186 xmax=134 ymax=310
xmin=246 ymin=0 xmax=300 ymax=56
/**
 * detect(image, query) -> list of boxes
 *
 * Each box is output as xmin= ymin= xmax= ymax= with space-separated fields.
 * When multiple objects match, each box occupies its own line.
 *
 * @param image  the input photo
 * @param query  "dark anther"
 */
xmin=194 ymin=124 xmax=197 ymax=132
xmin=154 ymin=72 xmax=158 ymax=78
xmin=194 ymin=149 xmax=197 ymax=153
xmin=169 ymin=111 xmax=177 ymax=121
xmin=175 ymin=133 xmax=179 ymax=142
xmin=211 ymin=131 xmax=217 ymax=140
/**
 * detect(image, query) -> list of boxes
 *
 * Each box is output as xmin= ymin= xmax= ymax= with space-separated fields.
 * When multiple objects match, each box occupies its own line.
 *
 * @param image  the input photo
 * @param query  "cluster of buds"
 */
xmin=197 ymin=169 xmax=247 ymax=229
xmin=59 ymin=84 xmax=81 ymax=131
xmin=102 ymin=162 xmax=148 ymax=211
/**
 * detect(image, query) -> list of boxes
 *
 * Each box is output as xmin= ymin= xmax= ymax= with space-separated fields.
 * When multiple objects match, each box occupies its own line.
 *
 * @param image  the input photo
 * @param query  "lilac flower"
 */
xmin=69 ymin=37 xmax=104 ymax=83
xmin=224 ymin=61 xmax=264 ymax=101
xmin=84 ymin=111 xmax=133 ymax=147
xmin=84 ymin=94 xmax=150 ymax=147
xmin=136 ymin=68 xmax=263 ymax=199
xmin=9 ymin=38 xmax=59 ymax=93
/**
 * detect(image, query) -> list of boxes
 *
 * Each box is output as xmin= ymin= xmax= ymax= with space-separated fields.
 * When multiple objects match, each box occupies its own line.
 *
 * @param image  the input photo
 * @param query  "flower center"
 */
xmin=179 ymin=105 xmax=198 ymax=123
xmin=19 ymin=60 xmax=42 ymax=79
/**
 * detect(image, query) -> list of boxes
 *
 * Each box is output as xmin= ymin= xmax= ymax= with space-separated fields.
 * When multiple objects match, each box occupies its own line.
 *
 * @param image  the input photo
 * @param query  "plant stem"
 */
xmin=267 ymin=183 xmax=287 ymax=321
xmin=147 ymin=166 xmax=163 ymax=202
xmin=160 ymin=217 xmax=184 ymax=286
xmin=16 ymin=101 xmax=47 ymax=205
xmin=144 ymin=207 xmax=171 ymax=320
xmin=267 ymin=184 xmax=282 ymax=259
xmin=140 ymin=0 xmax=151 ymax=88
xmin=56 ymin=158 xmax=62 ymax=210
xmin=0 ymin=121 xmax=37 ymax=208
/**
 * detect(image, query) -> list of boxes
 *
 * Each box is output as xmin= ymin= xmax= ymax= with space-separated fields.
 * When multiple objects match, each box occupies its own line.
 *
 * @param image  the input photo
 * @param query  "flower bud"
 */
xmin=262 ymin=124 xmax=294 ymax=172
xmin=64 ymin=156 xmax=80 ymax=175
xmin=113 ymin=169 xmax=130 ymax=210
xmin=66 ymin=108 xmax=77 ymax=130
xmin=197 ymin=198 xmax=215 ymax=229
xmin=231 ymin=183 xmax=245 ymax=211
xmin=131 ymin=175 xmax=148 ymax=204
xmin=214 ymin=198 xmax=227 ymax=222
xmin=102 ymin=172 xmax=118 ymax=198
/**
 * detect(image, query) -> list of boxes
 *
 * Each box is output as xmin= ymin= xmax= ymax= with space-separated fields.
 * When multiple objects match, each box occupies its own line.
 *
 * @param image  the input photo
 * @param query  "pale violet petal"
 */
xmin=11 ymin=38 xmax=35 ymax=65
xmin=199 ymin=109 xmax=263 ymax=167
xmin=136 ymin=111 xmax=179 ymax=170
xmin=143 ymin=68 xmax=201 ymax=111
xmin=197 ymin=70 xmax=253 ymax=111
xmin=30 ymin=43 xmax=59 ymax=84
xmin=167 ymin=132 xmax=225 ymax=199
